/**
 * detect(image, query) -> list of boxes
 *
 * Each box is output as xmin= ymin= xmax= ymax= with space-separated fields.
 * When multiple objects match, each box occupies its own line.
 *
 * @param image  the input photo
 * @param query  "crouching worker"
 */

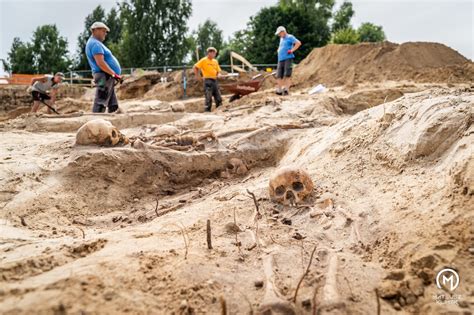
xmin=30 ymin=72 xmax=64 ymax=114
xmin=193 ymin=47 xmax=223 ymax=112
xmin=86 ymin=21 xmax=123 ymax=113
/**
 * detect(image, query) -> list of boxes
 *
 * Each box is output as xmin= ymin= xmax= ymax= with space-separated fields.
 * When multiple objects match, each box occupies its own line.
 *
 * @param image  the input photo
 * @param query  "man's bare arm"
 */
xmin=291 ymin=40 xmax=302 ymax=53
xmin=50 ymin=89 xmax=57 ymax=104
xmin=193 ymin=66 xmax=202 ymax=81
xmin=93 ymin=54 xmax=116 ymax=76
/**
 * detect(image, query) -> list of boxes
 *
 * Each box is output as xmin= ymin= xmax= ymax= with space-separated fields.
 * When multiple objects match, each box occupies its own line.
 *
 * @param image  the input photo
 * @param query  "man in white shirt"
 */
xmin=30 ymin=72 xmax=64 ymax=114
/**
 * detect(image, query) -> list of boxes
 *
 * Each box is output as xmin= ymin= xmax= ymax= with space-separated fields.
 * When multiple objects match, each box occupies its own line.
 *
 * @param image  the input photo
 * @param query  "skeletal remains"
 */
xmin=140 ymin=131 xmax=217 ymax=151
xmin=76 ymin=119 xmax=129 ymax=146
xmin=220 ymin=157 xmax=249 ymax=178
xmin=269 ymin=167 xmax=314 ymax=205
xmin=258 ymin=254 xmax=296 ymax=314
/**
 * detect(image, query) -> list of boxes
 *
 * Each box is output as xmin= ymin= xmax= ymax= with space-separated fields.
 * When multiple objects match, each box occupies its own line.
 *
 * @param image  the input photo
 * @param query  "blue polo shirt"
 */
xmin=278 ymin=34 xmax=298 ymax=62
xmin=85 ymin=37 xmax=121 ymax=75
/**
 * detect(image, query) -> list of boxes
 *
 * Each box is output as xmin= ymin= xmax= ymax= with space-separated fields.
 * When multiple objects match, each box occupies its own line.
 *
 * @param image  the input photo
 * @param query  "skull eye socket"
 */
xmin=275 ymin=185 xmax=286 ymax=196
xmin=292 ymin=181 xmax=304 ymax=191
xmin=226 ymin=162 xmax=234 ymax=170
xmin=112 ymin=130 xmax=117 ymax=138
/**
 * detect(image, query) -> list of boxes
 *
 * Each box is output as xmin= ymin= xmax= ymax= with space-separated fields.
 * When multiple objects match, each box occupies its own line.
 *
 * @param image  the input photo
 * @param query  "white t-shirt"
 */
xmin=31 ymin=75 xmax=60 ymax=94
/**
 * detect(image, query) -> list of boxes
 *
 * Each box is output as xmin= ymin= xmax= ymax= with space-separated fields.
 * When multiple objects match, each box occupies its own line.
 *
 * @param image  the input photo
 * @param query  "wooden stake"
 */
xmin=206 ymin=219 xmax=213 ymax=249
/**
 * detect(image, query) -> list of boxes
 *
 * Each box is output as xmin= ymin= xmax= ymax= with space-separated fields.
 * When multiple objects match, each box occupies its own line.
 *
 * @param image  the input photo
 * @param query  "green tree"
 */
xmin=119 ymin=0 xmax=192 ymax=67
xmin=192 ymin=19 xmax=224 ymax=60
xmin=331 ymin=27 xmax=360 ymax=44
xmin=244 ymin=3 xmax=333 ymax=64
xmin=358 ymin=22 xmax=386 ymax=42
xmin=76 ymin=5 xmax=106 ymax=70
xmin=5 ymin=38 xmax=35 ymax=73
xmin=32 ymin=25 xmax=71 ymax=74
xmin=5 ymin=25 xmax=71 ymax=74
xmin=332 ymin=1 xmax=354 ymax=32
xmin=279 ymin=0 xmax=335 ymax=12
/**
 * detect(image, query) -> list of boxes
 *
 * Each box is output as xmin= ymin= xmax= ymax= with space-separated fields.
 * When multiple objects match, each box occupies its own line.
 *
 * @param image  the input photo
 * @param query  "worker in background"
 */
xmin=275 ymin=26 xmax=301 ymax=96
xmin=193 ymin=47 xmax=223 ymax=112
xmin=30 ymin=72 xmax=64 ymax=114
xmin=85 ymin=21 xmax=123 ymax=113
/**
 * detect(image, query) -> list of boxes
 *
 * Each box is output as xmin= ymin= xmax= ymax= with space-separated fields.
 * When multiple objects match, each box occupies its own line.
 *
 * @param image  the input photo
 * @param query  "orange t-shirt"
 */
xmin=194 ymin=57 xmax=221 ymax=79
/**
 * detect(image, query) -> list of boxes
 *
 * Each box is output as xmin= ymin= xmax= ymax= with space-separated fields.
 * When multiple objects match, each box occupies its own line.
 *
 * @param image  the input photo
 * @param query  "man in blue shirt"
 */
xmin=85 ymin=22 xmax=123 ymax=113
xmin=275 ymin=26 xmax=301 ymax=96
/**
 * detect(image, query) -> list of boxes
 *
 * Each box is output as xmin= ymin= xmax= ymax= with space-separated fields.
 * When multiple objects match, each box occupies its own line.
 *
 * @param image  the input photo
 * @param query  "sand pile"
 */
xmin=294 ymin=41 xmax=474 ymax=87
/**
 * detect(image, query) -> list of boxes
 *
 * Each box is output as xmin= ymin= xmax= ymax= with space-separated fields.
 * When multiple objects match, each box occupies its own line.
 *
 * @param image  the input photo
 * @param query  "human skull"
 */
xmin=227 ymin=158 xmax=248 ymax=175
xmin=154 ymin=125 xmax=180 ymax=137
xmin=269 ymin=167 xmax=314 ymax=205
xmin=220 ymin=158 xmax=248 ymax=178
xmin=171 ymin=102 xmax=185 ymax=112
xmin=75 ymin=119 xmax=129 ymax=146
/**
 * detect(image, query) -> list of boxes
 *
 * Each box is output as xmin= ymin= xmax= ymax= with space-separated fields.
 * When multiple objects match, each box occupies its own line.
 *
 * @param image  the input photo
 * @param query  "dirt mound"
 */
xmin=294 ymin=41 xmax=474 ymax=87
xmin=117 ymin=71 xmax=162 ymax=100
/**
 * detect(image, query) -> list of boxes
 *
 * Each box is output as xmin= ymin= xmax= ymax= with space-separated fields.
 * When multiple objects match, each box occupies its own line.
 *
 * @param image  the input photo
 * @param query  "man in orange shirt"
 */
xmin=193 ymin=47 xmax=222 ymax=112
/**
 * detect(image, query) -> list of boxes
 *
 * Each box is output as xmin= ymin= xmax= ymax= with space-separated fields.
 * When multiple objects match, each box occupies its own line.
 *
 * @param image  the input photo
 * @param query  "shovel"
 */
xmin=39 ymin=99 xmax=60 ymax=115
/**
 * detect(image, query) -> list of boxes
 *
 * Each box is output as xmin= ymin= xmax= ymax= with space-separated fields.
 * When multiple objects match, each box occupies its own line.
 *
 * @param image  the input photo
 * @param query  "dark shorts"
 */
xmin=32 ymin=91 xmax=50 ymax=102
xmin=276 ymin=59 xmax=293 ymax=79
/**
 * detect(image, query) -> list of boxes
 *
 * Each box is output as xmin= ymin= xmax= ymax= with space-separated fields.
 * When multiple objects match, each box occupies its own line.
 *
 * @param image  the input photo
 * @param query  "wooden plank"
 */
xmin=230 ymin=51 xmax=257 ymax=72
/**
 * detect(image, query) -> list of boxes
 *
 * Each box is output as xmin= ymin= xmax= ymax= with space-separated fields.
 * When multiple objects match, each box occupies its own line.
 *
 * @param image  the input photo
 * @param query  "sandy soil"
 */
xmin=0 ymin=41 xmax=473 ymax=314
xmin=0 ymin=79 xmax=472 ymax=315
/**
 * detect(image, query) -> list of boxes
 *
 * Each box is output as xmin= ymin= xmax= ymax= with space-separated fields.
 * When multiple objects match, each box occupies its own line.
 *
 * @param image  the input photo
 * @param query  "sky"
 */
xmin=0 ymin=0 xmax=472 ymax=75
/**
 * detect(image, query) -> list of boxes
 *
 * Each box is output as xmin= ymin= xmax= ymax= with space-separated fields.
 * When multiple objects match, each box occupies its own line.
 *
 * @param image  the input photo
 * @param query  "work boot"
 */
xmin=282 ymin=88 xmax=289 ymax=96
xmin=275 ymin=88 xmax=283 ymax=95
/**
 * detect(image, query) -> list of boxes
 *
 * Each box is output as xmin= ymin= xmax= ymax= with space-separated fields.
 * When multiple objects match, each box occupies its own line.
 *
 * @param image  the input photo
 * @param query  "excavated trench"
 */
xmin=1 ymin=85 xmax=472 ymax=315
xmin=4 ymin=125 xmax=294 ymax=233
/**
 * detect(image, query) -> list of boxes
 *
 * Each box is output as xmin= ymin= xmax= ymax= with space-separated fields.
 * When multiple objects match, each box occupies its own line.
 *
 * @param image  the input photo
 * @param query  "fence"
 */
xmin=66 ymin=64 xmax=277 ymax=85
xmin=5 ymin=74 xmax=40 ymax=85
xmin=2 ymin=64 xmax=278 ymax=86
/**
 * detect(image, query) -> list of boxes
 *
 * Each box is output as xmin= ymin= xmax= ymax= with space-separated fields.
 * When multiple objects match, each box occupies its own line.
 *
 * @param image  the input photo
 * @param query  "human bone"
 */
xmin=226 ymin=158 xmax=248 ymax=175
xmin=258 ymin=254 xmax=296 ymax=315
xmin=154 ymin=125 xmax=180 ymax=137
xmin=75 ymin=119 xmax=128 ymax=146
xmin=220 ymin=158 xmax=248 ymax=178
xmin=269 ymin=166 xmax=314 ymax=205
xmin=171 ymin=102 xmax=185 ymax=112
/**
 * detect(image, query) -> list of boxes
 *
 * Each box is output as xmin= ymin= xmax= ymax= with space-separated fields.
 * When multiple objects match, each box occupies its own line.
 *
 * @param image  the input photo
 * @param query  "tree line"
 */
xmin=2 ymin=0 xmax=385 ymax=74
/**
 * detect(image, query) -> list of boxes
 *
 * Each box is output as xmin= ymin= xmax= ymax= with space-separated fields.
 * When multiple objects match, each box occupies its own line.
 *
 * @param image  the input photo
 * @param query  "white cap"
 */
xmin=275 ymin=26 xmax=286 ymax=35
xmin=90 ymin=22 xmax=110 ymax=32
